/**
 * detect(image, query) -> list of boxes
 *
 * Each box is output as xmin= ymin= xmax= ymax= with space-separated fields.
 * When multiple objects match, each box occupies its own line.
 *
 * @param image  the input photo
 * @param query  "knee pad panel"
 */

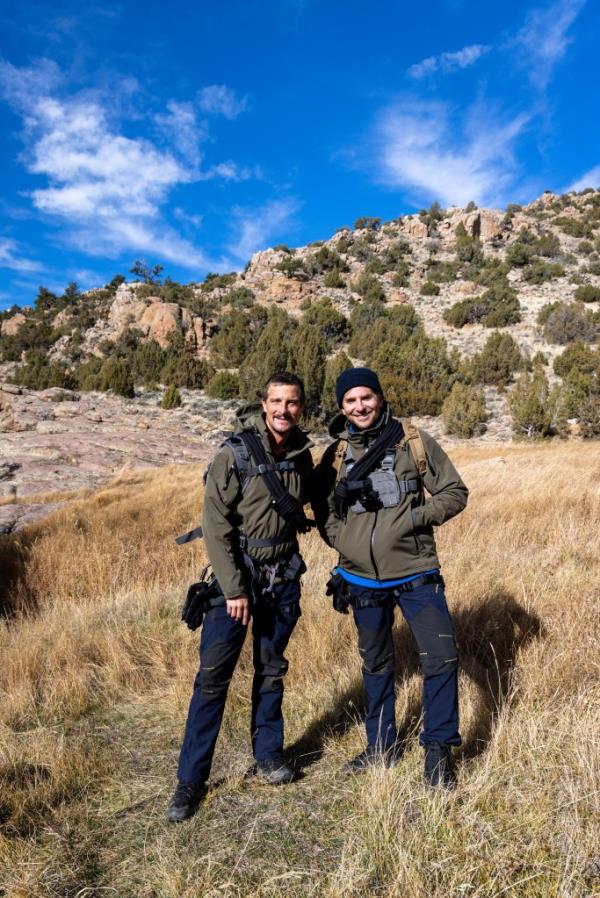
xmin=357 ymin=625 xmax=395 ymax=676
xmin=409 ymin=603 xmax=459 ymax=677
xmin=198 ymin=639 xmax=240 ymax=697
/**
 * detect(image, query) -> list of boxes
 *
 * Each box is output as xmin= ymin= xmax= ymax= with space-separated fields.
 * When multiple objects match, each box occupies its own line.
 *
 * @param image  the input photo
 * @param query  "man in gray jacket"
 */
xmin=166 ymin=372 xmax=314 ymax=822
xmin=316 ymin=367 xmax=468 ymax=787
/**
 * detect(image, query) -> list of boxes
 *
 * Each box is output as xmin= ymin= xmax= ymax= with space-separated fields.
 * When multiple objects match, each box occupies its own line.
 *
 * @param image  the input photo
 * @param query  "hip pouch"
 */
xmin=326 ymin=571 xmax=351 ymax=614
xmin=181 ymin=565 xmax=225 ymax=631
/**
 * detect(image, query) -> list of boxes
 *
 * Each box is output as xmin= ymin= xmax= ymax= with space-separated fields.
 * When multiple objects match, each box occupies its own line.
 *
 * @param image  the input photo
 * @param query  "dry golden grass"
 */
xmin=1 ymin=443 xmax=599 ymax=897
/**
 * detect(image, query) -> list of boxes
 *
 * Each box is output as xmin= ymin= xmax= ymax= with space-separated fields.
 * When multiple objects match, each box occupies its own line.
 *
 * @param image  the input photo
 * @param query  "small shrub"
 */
xmin=427 ymin=260 xmax=460 ymax=283
xmin=574 ymin=285 xmax=600 ymax=303
xmin=553 ymin=217 xmax=593 ymax=239
xmin=444 ymin=285 xmax=521 ymax=328
xmin=454 ymin=223 xmax=483 ymax=264
xmin=506 ymin=242 xmax=532 ymax=267
xmin=201 ymin=272 xmax=236 ymax=292
xmin=301 ymin=298 xmax=349 ymax=349
xmin=354 ymin=216 xmax=381 ymax=231
xmin=534 ymin=232 xmax=561 ymax=258
xmin=353 ymin=273 xmax=386 ymax=303
xmin=373 ymin=334 xmax=457 ymax=416
xmin=100 ymin=357 xmax=135 ymax=398
xmin=509 ymin=368 xmax=558 ymax=439
xmin=469 ymin=331 xmax=525 ymax=388
xmin=553 ymin=340 xmax=598 ymax=378
xmin=206 ymin=371 xmax=240 ymax=400
xmin=323 ymin=269 xmax=345 ymax=288
xmin=522 ymin=261 xmax=564 ymax=284
xmin=274 ymin=256 xmax=306 ymax=278
xmin=304 ymin=246 xmax=346 ymax=277
xmin=442 ymin=383 xmax=487 ymax=437
xmin=542 ymin=302 xmax=596 ymax=345
xmin=223 ymin=287 xmax=255 ymax=308
xmin=420 ymin=280 xmax=440 ymax=296
xmin=161 ymin=385 xmax=182 ymax=409
xmin=348 ymin=238 xmax=376 ymax=261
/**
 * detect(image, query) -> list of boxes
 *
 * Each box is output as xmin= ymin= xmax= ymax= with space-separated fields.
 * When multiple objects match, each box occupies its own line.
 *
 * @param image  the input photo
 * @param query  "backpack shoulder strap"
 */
xmin=331 ymin=438 xmax=348 ymax=483
xmin=223 ymin=434 xmax=252 ymax=493
xmin=398 ymin=418 xmax=427 ymax=477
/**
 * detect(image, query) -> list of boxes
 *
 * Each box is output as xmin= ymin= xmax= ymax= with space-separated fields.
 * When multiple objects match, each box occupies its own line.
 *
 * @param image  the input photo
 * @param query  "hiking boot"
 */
xmin=342 ymin=745 xmax=400 ymax=774
xmin=255 ymin=756 xmax=296 ymax=785
xmin=165 ymin=781 xmax=205 ymax=822
xmin=423 ymin=742 xmax=457 ymax=790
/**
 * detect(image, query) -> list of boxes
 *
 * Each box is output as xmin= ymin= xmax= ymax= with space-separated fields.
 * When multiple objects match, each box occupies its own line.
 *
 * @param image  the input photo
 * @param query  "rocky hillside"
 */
xmin=2 ymin=190 xmax=599 ymax=373
xmin=1 ymin=190 xmax=599 ymax=528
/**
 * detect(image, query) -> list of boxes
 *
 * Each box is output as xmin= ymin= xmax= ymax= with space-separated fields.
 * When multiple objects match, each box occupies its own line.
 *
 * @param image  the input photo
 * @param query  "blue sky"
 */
xmin=0 ymin=0 xmax=598 ymax=308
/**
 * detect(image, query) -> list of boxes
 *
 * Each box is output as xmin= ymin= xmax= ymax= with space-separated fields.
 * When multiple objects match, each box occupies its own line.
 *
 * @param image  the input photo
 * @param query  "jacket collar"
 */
xmin=329 ymin=403 xmax=392 ymax=446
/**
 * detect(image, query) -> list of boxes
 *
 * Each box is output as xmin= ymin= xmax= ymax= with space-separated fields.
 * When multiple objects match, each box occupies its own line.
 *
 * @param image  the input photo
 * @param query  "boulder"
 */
xmin=139 ymin=301 xmax=181 ymax=348
xmin=1 ymin=313 xmax=26 ymax=336
xmin=403 ymin=218 xmax=429 ymax=239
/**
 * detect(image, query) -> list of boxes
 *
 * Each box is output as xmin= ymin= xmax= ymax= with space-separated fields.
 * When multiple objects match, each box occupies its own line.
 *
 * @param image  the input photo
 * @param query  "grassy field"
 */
xmin=1 ymin=444 xmax=599 ymax=898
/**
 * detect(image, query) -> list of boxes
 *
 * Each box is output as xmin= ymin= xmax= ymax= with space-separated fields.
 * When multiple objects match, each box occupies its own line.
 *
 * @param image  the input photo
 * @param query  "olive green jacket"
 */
xmin=202 ymin=407 xmax=314 ymax=598
xmin=315 ymin=406 xmax=468 ymax=581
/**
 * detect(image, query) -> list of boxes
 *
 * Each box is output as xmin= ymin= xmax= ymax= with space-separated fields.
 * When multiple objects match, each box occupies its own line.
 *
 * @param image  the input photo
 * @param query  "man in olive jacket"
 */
xmin=166 ymin=372 xmax=314 ymax=822
xmin=316 ymin=367 xmax=468 ymax=787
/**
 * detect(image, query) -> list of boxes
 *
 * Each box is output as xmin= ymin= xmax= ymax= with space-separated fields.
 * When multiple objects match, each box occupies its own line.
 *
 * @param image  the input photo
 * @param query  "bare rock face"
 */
xmin=139 ymin=301 xmax=181 ymax=348
xmin=402 ymin=218 xmax=429 ymax=239
xmin=0 ymin=384 xmax=239 ymax=530
xmin=478 ymin=210 xmax=504 ymax=241
xmin=1 ymin=313 xmax=27 ymax=336
xmin=108 ymin=286 xmax=149 ymax=335
xmin=264 ymin=275 xmax=312 ymax=306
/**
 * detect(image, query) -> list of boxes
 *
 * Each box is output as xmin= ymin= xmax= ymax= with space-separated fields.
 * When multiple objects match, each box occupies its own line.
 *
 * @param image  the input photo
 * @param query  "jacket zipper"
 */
xmin=370 ymin=510 xmax=380 ymax=580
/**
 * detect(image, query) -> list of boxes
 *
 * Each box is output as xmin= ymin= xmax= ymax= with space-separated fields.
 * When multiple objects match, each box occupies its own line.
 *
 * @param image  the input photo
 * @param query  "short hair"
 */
xmin=262 ymin=371 xmax=306 ymax=403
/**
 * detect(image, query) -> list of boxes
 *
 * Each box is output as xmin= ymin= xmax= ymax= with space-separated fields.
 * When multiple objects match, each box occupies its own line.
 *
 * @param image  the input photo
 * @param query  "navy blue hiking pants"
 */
xmin=349 ymin=579 xmax=460 ymax=751
xmin=177 ymin=580 xmax=301 ymax=785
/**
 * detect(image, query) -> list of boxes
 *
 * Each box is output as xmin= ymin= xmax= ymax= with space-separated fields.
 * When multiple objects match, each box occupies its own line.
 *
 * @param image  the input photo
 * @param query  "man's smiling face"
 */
xmin=262 ymin=383 xmax=304 ymax=443
xmin=341 ymin=385 xmax=384 ymax=431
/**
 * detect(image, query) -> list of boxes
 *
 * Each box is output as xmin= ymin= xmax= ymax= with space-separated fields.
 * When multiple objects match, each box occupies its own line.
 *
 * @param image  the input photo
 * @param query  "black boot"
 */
xmin=255 ymin=756 xmax=296 ymax=785
xmin=423 ymin=742 xmax=457 ymax=790
xmin=165 ymin=781 xmax=205 ymax=822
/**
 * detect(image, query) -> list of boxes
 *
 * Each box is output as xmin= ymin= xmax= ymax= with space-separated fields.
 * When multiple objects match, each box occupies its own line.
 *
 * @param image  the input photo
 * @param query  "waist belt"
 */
xmin=392 ymin=572 xmax=444 ymax=594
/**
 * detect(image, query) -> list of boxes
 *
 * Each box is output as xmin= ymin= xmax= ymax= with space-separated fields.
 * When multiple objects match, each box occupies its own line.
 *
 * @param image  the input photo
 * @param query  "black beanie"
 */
xmin=336 ymin=367 xmax=383 ymax=407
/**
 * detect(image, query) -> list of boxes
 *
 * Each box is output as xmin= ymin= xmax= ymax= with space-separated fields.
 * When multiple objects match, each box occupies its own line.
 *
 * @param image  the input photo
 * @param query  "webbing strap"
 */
xmin=247 ymin=460 xmax=295 ymax=477
xmin=238 ymin=431 xmax=312 ymax=532
xmin=175 ymin=526 xmax=204 ymax=545
xmin=175 ymin=527 xmax=291 ymax=550
xmin=335 ymin=418 xmax=404 ymax=515
xmin=239 ymin=533 xmax=292 ymax=549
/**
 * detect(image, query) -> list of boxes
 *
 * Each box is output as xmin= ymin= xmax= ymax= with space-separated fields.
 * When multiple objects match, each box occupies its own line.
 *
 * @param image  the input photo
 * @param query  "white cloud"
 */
xmin=515 ymin=0 xmax=587 ymax=89
xmin=0 ymin=60 xmax=257 ymax=271
xmin=408 ymin=44 xmax=490 ymax=79
xmin=0 ymin=237 xmax=43 ymax=273
xmin=155 ymin=100 xmax=206 ymax=166
xmin=566 ymin=165 xmax=600 ymax=192
xmin=198 ymin=84 xmax=247 ymax=119
xmin=228 ymin=199 xmax=299 ymax=262
xmin=370 ymin=99 xmax=529 ymax=207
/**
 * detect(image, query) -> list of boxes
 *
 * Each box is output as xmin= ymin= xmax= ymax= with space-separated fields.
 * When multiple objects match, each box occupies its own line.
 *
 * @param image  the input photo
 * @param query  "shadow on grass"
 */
xmin=288 ymin=591 xmax=544 ymax=769
xmin=0 ymin=531 xmax=37 ymax=620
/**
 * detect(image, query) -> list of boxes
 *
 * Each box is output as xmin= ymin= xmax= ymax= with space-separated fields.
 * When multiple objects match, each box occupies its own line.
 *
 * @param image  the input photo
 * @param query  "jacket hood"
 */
xmin=233 ymin=402 xmax=263 ymax=430
xmin=328 ymin=402 xmax=391 ymax=441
